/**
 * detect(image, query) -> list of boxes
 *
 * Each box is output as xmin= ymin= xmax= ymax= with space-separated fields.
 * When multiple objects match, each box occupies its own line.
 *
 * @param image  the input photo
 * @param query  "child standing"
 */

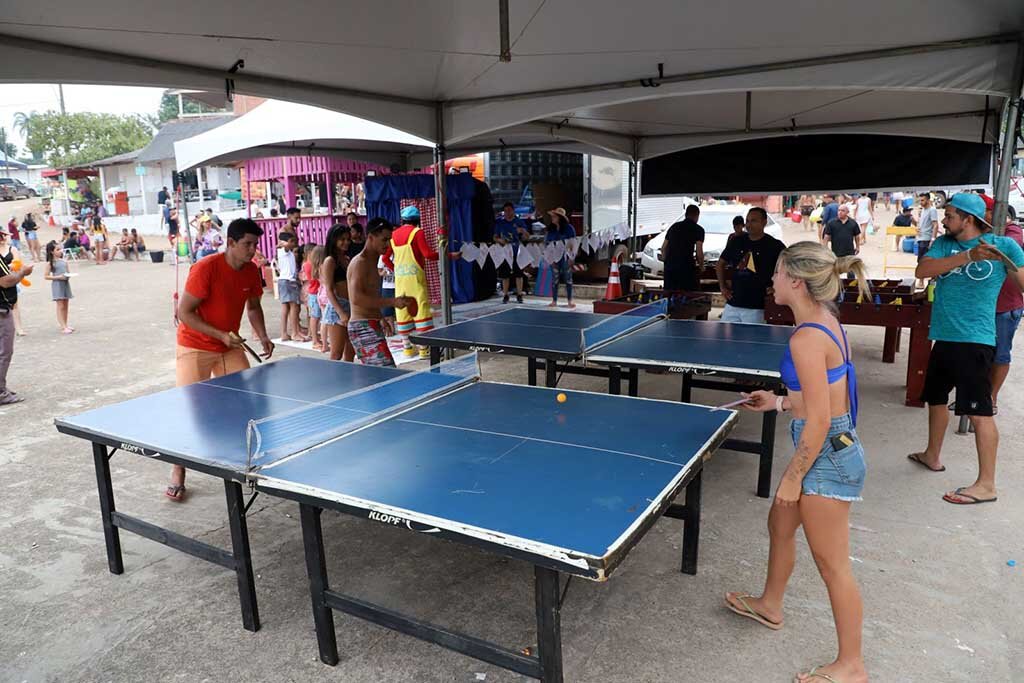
xmin=44 ymin=240 xmax=74 ymax=334
xmin=302 ymin=245 xmax=325 ymax=351
xmin=276 ymin=232 xmax=307 ymax=342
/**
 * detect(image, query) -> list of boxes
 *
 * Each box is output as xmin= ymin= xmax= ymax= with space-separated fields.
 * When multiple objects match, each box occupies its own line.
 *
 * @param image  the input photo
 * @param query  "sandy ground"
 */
xmin=1 ymin=204 xmax=1022 ymax=682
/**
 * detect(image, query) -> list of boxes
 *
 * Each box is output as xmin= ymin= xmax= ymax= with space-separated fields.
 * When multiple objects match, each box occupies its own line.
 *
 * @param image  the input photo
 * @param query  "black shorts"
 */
xmin=916 ymin=240 xmax=931 ymax=263
xmin=497 ymin=261 xmax=523 ymax=279
xmin=921 ymin=341 xmax=995 ymax=416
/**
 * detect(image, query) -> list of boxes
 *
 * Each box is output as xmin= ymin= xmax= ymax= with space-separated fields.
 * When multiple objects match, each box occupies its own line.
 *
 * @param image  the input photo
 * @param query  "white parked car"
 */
xmin=640 ymin=205 xmax=784 ymax=277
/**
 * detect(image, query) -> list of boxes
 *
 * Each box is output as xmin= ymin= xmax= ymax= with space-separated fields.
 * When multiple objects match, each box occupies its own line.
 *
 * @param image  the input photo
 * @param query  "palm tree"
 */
xmin=12 ymin=111 xmax=33 ymax=137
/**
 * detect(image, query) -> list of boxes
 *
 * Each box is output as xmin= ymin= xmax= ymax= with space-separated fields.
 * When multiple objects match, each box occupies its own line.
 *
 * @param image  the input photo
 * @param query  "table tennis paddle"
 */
xmin=977 ymin=239 xmax=1019 ymax=272
xmin=404 ymin=297 xmax=418 ymax=317
xmin=229 ymin=332 xmax=263 ymax=364
xmin=713 ymin=397 xmax=753 ymax=411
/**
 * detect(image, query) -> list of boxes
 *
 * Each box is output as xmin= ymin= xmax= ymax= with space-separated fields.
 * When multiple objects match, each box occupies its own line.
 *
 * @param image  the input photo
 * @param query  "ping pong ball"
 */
xmin=556 ymin=393 xmax=567 ymax=403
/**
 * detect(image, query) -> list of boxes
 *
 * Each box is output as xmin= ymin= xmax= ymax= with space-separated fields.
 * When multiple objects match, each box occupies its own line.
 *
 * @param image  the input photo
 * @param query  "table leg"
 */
xmin=680 ymin=372 xmax=693 ymax=403
xmin=680 ymin=470 xmax=702 ymax=575
xmin=757 ymin=410 xmax=777 ymax=499
xmin=528 ymin=357 xmax=538 ymax=386
xmin=534 ymin=566 xmax=564 ymax=683
xmin=608 ymin=365 xmax=621 ymax=395
xmin=904 ymin=327 xmax=930 ymax=408
xmin=882 ymin=327 xmax=898 ymax=363
xmin=627 ymin=368 xmax=639 ymax=397
xmin=224 ymin=481 xmax=260 ymax=632
xmin=429 ymin=346 xmax=441 ymax=366
xmin=545 ymin=360 xmax=557 ymax=388
xmin=300 ymin=503 xmax=340 ymax=666
xmin=91 ymin=443 xmax=124 ymax=575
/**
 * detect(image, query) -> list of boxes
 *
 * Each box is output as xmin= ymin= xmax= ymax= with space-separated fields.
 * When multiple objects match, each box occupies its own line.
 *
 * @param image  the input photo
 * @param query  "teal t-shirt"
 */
xmin=926 ymin=234 xmax=1024 ymax=345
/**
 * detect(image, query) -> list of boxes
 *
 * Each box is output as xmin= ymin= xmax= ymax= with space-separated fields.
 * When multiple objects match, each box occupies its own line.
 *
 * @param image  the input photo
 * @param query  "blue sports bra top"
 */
xmin=779 ymin=322 xmax=859 ymax=425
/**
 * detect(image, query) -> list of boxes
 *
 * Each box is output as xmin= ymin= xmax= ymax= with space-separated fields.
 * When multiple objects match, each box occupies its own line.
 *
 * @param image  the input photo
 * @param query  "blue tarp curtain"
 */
xmin=365 ymin=173 xmax=476 ymax=304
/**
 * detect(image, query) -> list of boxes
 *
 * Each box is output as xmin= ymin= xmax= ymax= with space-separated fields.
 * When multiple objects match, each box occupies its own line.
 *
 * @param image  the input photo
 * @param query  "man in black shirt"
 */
xmin=661 ymin=204 xmax=704 ymax=290
xmin=822 ymin=204 xmax=862 ymax=257
xmin=717 ymin=207 xmax=785 ymax=323
xmin=893 ymin=204 xmax=916 ymax=228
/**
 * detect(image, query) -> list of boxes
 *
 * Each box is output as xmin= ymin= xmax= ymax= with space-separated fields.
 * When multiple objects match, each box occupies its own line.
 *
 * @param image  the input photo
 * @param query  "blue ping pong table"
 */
xmin=411 ymin=306 xmax=793 ymax=498
xmin=55 ymin=355 xmax=736 ymax=681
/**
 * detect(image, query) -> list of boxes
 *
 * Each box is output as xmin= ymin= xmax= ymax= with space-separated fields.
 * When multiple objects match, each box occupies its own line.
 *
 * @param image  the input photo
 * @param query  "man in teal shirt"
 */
xmin=909 ymin=193 xmax=1024 ymax=505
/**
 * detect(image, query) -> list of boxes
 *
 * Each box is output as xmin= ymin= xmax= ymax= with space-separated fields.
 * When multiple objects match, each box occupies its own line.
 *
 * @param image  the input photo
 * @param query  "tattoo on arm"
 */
xmin=785 ymin=438 xmax=815 ymax=484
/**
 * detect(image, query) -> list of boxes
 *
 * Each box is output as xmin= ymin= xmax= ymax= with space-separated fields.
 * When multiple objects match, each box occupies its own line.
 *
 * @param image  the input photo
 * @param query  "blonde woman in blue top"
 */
xmin=725 ymin=241 xmax=870 ymax=683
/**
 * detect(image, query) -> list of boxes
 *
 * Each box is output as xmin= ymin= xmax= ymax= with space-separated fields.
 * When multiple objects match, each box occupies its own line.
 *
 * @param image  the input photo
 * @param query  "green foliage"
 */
xmin=0 ymin=127 xmax=17 ymax=159
xmin=24 ymin=111 xmax=154 ymax=167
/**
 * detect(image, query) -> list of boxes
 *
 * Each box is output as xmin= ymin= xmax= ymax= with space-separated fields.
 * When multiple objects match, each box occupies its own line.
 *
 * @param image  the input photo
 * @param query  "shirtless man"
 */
xmin=346 ymin=217 xmax=414 ymax=367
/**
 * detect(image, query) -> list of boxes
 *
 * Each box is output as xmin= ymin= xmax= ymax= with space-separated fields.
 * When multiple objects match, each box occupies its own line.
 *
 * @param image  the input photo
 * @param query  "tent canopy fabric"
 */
xmin=2 ymin=1 xmax=1021 ymax=163
xmin=174 ymin=100 xmax=434 ymax=171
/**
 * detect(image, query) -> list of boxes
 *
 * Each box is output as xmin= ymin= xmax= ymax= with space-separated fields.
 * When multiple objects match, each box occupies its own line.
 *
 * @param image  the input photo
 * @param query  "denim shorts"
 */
xmin=322 ymin=298 xmax=350 ymax=325
xmin=721 ymin=304 xmax=766 ymax=324
xmin=277 ymin=279 xmax=300 ymax=304
xmin=995 ymin=308 xmax=1023 ymax=365
xmin=307 ymin=293 xmax=322 ymax=319
xmin=789 ymin=413 xmax=866 ymax=502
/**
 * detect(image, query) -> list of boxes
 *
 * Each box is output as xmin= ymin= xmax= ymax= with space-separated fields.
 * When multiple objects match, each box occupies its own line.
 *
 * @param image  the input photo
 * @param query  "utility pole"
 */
xmin=58 ymin=84 xmax=66 ymax=115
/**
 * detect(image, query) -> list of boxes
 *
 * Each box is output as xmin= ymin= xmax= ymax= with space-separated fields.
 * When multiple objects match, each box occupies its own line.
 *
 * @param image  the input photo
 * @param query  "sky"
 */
xmin=0 ymin=84 xmax=165 ymax=153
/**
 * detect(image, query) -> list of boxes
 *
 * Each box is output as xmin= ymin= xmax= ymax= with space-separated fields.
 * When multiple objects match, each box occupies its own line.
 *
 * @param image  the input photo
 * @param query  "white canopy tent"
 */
xmin=173 ymin=99 xmax=435 ymax=171
xmin=3 ymin=1 xmax=1022 ymax=323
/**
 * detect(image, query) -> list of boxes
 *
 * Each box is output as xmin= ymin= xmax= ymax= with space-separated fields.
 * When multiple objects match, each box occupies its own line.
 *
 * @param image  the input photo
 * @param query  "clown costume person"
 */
xmin=383 ymin=206 xmax=439 ymax=358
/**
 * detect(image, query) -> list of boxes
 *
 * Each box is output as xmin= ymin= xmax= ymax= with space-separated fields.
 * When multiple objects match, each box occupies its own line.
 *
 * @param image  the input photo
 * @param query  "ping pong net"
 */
xmin=580 ymin=298 xmax=668 ymax=356
xmin=245 ymin=353 xmax=480 ymax=472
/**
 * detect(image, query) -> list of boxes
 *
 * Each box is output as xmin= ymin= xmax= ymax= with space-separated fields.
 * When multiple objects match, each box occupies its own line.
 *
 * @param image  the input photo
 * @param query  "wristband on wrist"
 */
xmin=965 ymin=248 xmax=973 ymax=263
xmin=775 ymin=395 xmax=786 ymax=413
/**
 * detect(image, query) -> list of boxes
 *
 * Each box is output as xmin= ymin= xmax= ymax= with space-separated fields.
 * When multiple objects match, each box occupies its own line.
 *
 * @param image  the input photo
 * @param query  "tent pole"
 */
xmin=433 ymin=103 xmax=454 ymax=330
xmin=627 ymin=160 xmax=637 ymax=258
xmin=992 ymin=33 xmax=1024 ymax=236
xmin=62 ymin=171 xmax=72 ymax=218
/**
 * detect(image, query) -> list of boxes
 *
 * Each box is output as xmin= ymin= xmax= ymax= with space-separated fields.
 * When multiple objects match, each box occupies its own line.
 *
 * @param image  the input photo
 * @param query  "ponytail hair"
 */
xmin=45 ymin=240 xmax=58 ymax=264
xmin=777 ymin=242 xmax=871 ymax=310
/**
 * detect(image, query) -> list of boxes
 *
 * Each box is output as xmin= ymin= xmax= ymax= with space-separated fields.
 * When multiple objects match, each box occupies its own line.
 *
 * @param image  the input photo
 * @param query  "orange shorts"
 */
xmin=175 ymin=345 xmax=249 ymax=387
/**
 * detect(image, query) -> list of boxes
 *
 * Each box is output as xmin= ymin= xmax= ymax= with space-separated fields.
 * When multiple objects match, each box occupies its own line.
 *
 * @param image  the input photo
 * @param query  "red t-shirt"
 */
xmin=7 ymin=220 xmax=18 ymax=240
xmin=177 ymin=253 xmax=263 ymax=352
xmin=300 ymin=259 xmax=320 ymax=294
xmin=996 ymin=222 xmax=1024 ymax=313
xmin=382 ymin=223 xmax=439 ymax=271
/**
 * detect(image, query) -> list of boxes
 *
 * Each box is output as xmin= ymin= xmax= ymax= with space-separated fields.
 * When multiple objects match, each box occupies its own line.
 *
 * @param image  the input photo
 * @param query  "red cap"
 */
xmin=979 ymin=193 xmax=995 ymax=211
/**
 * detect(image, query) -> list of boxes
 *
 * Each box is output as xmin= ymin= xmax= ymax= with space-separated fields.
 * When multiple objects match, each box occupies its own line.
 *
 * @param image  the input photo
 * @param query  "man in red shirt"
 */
xmin=993 ymin=205 xmax=1024 ymax=411
xmin=167 ymin=218 xmax=274 ymax=501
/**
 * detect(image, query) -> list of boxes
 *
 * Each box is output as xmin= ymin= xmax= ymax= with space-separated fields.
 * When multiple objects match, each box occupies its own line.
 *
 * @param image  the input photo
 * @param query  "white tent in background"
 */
xmin=173 ymin=100 xmax=434 ymax=171
xmin=5 ymin=0 xmax=1022 ymax=324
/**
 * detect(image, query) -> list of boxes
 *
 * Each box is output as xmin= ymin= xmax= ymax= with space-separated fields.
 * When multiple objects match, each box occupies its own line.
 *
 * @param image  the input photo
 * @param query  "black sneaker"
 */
xmin=502 ymin=294 xmax=510 ymax=304
xmin=516 ymin=294 xmax=524 ymax=304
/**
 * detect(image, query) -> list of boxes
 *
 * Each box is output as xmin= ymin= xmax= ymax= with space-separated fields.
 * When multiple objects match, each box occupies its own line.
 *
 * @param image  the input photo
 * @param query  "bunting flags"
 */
xmin=456 ymin=229 xmax=618 ymax=269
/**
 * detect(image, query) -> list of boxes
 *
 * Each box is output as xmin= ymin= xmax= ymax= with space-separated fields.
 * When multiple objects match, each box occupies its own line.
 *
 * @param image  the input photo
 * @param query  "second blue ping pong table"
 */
xmin=411 ymin=304 xmax=793 ymax=498
xmin=55 ymin=354 xmax=737 ymax=682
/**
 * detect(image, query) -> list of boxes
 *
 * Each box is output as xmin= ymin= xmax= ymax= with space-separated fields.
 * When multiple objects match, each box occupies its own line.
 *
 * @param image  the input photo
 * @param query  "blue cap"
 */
xmin=902 ymin=198 xmax=914 ymax=210
xmin=947 ymin=192 xmax=992 ymax=228
xmin=400 ymin=206 xmax=420 ymax=221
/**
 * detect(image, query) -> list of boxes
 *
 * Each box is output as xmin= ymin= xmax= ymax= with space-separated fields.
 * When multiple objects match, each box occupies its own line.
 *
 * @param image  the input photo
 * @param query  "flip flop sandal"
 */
xmin=943 ymin=487 xmax=996 ymax=505
xmin=907 ymin=453 xmax=945 ymax=472
xmin=164 ymin=484 xmax=186 ymax=502
xmin=795 ymin=667 xmax=840 ymax=682
xmin=724 ymin=593 xmax=783 ymax=630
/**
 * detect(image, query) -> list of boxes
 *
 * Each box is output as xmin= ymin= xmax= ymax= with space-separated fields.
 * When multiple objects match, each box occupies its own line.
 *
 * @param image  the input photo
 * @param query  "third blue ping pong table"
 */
xmin=55 ymin=354 xmax=736 ymax=682
xmin=411 ymin=304 xmax=793 ymax=498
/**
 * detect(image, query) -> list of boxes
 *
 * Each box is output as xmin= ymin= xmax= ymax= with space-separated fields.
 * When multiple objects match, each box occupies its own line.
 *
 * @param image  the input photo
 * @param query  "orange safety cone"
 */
xmin=605 ymin=257 xmax=623 ymax=300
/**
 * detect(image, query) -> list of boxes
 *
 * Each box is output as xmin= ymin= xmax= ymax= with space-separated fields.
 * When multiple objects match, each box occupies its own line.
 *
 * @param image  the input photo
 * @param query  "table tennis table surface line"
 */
xmin=256 ymin=403 xmax=735 ymax=574
xmin=247 ymin=369 xmax=477 ymax=470
xmin=259 ymin=379 xmax=732 ymax=472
